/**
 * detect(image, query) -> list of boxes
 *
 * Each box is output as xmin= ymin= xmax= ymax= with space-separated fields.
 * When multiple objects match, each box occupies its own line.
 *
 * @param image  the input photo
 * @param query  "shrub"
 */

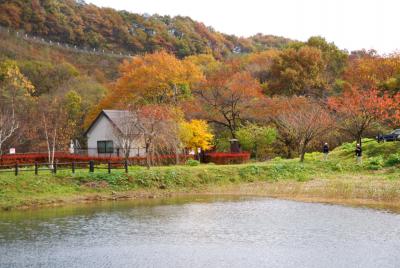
xmin=185 ymin=159 xmax=200 ymax=166
xmin=76 ymin=172 xmax=127 ymax=186
xmin=266 ymin=162 xmax=308 ymax=181
xmin=385 ymin=153 xmax=400 ymax=167
xmin=239 ymin=165 xmax=260 ymax=181
xmin=271 ymin=156 xmax=283 ymax=162
xmin=340 ymin=142 xmax=356 ymax=153
xmin=327 ymin=162 xmax=344 ymax=172
xmin=304 ymin=152 xmax=322 ymax=161
xmin=204 ymin=152 xmax=250 ymax=165
xmin=366 ymin=156 xmax=384 ymax=170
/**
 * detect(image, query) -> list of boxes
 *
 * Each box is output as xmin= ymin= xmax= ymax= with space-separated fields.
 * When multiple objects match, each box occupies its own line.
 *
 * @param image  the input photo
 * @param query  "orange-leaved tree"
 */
xmin=193 ymin=66 xmax=263 ymax=138
xmin=343 ymin=54 xmax=400 ymax=91
xmin=108 ymin=51 xmax=203 ymax=106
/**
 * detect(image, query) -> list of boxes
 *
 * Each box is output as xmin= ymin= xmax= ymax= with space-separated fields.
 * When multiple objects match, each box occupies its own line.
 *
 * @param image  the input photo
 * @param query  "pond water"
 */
xmin=1 ymin=196 xmax=400 ymax=268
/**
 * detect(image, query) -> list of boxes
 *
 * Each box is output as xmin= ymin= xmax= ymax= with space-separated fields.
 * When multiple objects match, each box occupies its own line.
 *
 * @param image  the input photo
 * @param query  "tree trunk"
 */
xmin=300 ymin=151 xmax=306 ymax=162
xmin=299 ymin=141 xmax=307 ymax=162
xmin=175 ymin=145 xmax=179 ymax=165
xmin=287 ymin=148 xmax=292 ymax=159
xmin=124 ymin=144 xmax=130 ymax=163
xmin=145 ymin=142 xmax=151 ymax=169
xmin=230 ymin=128 xmax=236 ymax=139
xmin=358 ymin=136 xmax=362 ymax=149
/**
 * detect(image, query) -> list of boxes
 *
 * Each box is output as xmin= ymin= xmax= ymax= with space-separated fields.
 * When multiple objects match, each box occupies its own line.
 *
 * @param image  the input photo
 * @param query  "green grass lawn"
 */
xmin=1 ymin=138 xmax=400 ymax=210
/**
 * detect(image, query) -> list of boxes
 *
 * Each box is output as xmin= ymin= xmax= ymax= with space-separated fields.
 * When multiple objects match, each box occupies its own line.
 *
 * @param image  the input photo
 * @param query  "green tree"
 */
xmin=268 ymin=46 xmax=326 ymax=97
xmin=306 ymin=36 xmax=348 ymax=86
xmin=19 ymin=61 xmax=79 ymax=96
xmin=63 ymin=90 xmax=83 ymax=140
xmin=236 ymin=124 xmax=277 ymax=160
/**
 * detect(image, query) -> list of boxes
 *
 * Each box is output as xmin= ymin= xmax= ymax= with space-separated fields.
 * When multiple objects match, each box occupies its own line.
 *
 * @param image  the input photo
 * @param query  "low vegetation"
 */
xmin=1 ymin=139 xmax=399 ymax=211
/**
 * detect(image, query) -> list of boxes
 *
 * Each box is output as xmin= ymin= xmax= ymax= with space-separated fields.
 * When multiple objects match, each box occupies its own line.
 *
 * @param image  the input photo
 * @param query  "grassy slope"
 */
xmin=1 ymin=139 xmax=400 ymax=210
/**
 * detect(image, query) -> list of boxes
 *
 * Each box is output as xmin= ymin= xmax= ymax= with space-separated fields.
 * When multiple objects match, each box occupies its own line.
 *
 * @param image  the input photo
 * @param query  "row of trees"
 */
xmin=2 ymin=35 xmax=400 ymax=164
xmin=98 ymin=43 xmax=400 ymax=162
xmin=0 ymin=59 xmax=215 ymax=167
xmin=0 ymin=60 xmax=100 ymax=166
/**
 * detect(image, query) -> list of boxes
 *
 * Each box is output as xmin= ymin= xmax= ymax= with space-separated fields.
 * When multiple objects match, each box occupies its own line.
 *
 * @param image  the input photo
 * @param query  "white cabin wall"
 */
xmin=86 ymin=114 xmax=147 ymax=157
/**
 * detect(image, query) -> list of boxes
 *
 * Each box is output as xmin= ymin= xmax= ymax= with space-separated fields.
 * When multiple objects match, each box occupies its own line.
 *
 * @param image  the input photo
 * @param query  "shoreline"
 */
xmin=3 ymin=179 xmax=400 ymax=213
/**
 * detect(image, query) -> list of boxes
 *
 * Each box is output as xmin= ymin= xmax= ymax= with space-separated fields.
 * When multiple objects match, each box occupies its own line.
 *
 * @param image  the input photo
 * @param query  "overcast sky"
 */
xmin=87 ymin=0 xmax=400 ymax=54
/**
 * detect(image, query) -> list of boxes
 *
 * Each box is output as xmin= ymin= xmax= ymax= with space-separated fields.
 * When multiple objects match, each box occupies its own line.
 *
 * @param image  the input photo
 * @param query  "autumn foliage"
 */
xmin=194 ymin=66 xmax=264 ymax=138
xmin=106 ymin=51 xmax=203 ymax=106
xmin=179 ymin=120 xmax=214 ymax=151
xmin=328 ymin=88 xmax=400 ymax=145
xmin=3 ymin=2 xmax=400 ymax=165
xmin=269 ymin=97 xmax=333 ymax=162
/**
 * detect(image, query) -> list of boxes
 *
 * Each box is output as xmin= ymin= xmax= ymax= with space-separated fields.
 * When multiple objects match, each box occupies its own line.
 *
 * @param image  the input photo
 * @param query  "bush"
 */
xmin=185 ymin=159 xmax=200 ymax=166
xmin=366 ymin=156 xmax=384 ymax=170
xmin=327 ymin=162 xmax=344 ymax=172
xmin=271 ymin=156 xmax=283 ymax=162
xmin=239 ymin=165 xmax=260 ymax=181
xmin=76 ymin=172 xmax=127 ymax=186
xmin=385 ymin=153 xmax=400 ymax=167
xmin=204 ymin=152 xmax=250 ymax=165
xmin=266 ymin=162 xmax=309 ymax=181
xmin=304 ymin=152 xmax=322 ymax=161
xmin=340 ymin=141 xmax=356 ymax=153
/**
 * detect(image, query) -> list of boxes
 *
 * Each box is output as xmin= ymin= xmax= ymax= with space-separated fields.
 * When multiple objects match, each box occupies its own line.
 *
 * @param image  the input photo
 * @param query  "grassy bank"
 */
xmin=1 ymin=139 xmax=400 ymax=211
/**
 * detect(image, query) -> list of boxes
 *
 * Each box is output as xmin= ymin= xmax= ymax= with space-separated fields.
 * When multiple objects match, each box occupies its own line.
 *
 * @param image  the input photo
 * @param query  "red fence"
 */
xmin=0 ymin=152 xmax=251 ymax=173
xmin=0 ymin=152 xmax=193 ymax=166
xmin=204 ymin=152 xmax=251 ymax=164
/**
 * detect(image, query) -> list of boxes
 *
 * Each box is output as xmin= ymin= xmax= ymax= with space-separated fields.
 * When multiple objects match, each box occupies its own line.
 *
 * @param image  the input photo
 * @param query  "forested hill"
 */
xmin=0 ymin=0 xmax=292 ymax=59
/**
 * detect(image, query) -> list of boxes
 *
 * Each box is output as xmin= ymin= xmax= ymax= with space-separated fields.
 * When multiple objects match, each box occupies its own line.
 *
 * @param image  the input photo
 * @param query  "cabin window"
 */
xmin=97 ymin=140 xmax=114 ymax=154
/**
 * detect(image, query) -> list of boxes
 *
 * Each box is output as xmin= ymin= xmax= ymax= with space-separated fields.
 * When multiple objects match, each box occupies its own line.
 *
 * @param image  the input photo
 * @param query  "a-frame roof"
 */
xmin=84 ymin=110 xmax=130 ymax=136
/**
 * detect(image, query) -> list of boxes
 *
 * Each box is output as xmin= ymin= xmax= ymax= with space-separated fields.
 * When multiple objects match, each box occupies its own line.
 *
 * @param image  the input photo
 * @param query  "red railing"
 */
xmin=0 ymin=151 xmax=251 ymax=168
xmin=204 ymin=152 xmax=251 ymax=164
xmin=0 ymin=152 xmax=193 ymax=166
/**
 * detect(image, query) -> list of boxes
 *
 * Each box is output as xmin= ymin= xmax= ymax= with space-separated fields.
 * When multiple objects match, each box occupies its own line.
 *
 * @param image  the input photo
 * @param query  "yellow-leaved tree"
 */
xmin=180 ymin=119 xmax=213 ymax=152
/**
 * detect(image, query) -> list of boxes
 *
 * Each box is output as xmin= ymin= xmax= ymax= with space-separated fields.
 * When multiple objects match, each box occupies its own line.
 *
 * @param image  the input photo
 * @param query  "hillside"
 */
xmin=0 ymin=0 xmax=292 ymax=59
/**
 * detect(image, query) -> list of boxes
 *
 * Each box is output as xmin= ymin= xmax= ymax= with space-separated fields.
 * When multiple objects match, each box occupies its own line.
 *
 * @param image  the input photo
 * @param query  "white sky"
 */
xmin=87 ymin=0 xmax=400 ymax=54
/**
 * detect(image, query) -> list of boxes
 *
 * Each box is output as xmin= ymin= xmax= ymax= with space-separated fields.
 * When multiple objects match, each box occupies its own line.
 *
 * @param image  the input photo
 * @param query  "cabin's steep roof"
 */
xmin=85 ymin=110 xmax=131 ymax=135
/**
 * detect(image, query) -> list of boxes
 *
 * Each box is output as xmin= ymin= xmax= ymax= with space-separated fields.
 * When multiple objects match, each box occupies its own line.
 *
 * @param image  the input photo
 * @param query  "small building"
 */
xmin=84 ymin=110 xmax=146 ymax=157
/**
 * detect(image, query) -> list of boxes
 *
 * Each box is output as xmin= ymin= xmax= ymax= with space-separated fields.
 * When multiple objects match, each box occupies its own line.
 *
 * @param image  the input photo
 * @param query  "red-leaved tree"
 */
xmin=328 ymin=88 xmax=400 ymax=147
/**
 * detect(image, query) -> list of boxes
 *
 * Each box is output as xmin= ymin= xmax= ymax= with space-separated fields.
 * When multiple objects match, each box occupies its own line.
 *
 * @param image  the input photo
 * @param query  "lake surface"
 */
xmin=1 ymin=196 xmax=400 ymax=268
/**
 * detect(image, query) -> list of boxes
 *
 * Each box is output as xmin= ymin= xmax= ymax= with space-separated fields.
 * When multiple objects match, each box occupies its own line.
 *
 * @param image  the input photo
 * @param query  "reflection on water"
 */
xmin=1 ymin=196 xmax=400 ymax=268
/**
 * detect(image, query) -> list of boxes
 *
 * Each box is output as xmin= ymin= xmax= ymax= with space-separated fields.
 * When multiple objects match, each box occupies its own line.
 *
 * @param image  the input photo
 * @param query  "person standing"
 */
xmin=323 ymin=143 xmax=329 ymax=161
xmin=355 ymin=143 xmax=362 ymax=164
